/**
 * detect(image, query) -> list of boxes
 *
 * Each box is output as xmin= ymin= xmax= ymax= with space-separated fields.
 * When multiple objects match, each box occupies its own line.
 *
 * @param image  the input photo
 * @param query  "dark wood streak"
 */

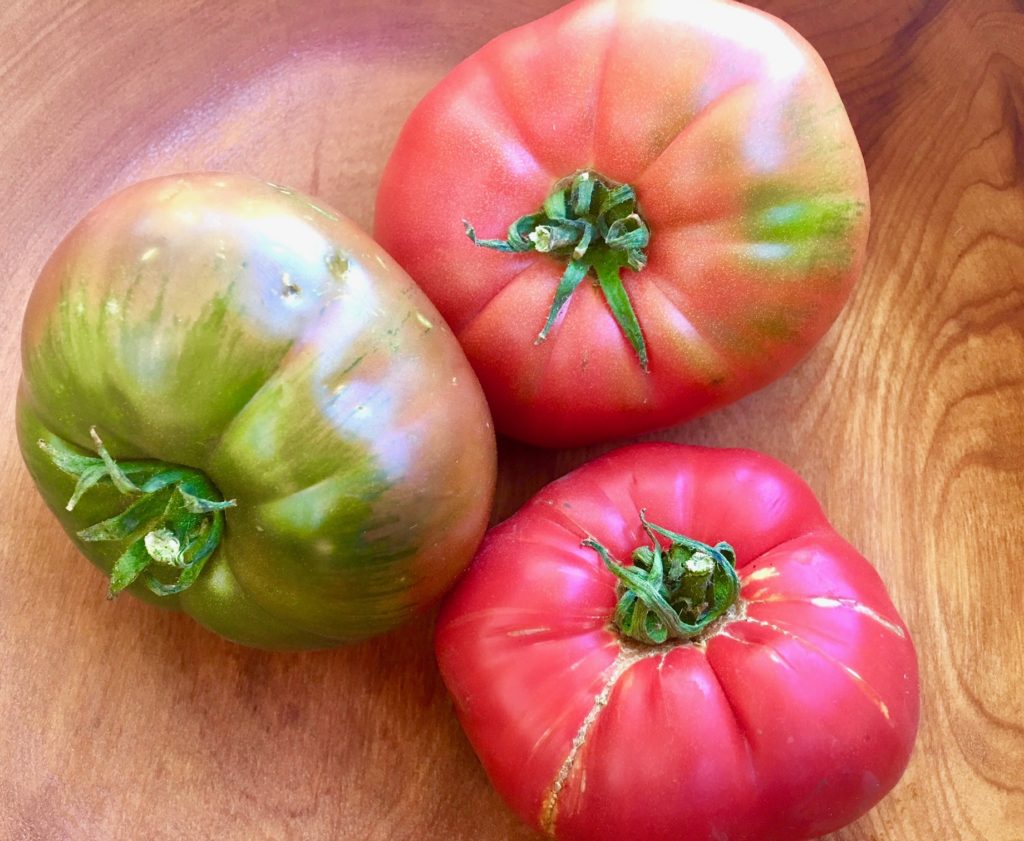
xmin=892 ymin=0 xmax=955 ymax=51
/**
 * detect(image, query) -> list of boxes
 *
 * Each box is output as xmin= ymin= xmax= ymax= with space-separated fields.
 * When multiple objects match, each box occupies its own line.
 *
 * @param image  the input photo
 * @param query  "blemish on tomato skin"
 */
xmin=280 ymin=272 xmax=302 ymax=300
xmin=325 ymin=250 xmax=349 ymax=279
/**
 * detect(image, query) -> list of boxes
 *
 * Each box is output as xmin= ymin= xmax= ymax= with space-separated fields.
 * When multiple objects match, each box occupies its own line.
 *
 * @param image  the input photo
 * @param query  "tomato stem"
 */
xmin=38 ymin=428 xmax=235 ymax=599
xmin=464 ymin=170 xmax=651 ymax=370
xmin=583 ymin=510 xmax=740 ymax=645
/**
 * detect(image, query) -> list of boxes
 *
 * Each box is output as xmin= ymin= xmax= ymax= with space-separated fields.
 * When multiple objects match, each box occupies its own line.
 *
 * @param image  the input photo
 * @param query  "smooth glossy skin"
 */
xmin=436 ymin=444 xmax=919 ymax=841
xmin=375 ymin=0 xmax=871 ymax=447
xmin=18 ymin=173 xmax=497 ymax=648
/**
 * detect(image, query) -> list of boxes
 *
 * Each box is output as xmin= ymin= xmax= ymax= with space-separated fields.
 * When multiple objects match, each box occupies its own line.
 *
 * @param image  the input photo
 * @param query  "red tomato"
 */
xmin=375 ymin=0 xmax=870 ymax=447
xmin=436 ymin=444 xmax=918 ymax=841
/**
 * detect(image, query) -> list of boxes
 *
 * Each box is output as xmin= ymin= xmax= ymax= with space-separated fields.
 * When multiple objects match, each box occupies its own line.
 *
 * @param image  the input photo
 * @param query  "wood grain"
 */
xmin=1 ymin=1 xmax=1022 ymax=838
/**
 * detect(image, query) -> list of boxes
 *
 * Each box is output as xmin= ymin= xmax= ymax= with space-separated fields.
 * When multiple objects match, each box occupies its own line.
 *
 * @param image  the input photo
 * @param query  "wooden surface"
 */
xmin=1 ymin=1 xmax=1022 ymax=838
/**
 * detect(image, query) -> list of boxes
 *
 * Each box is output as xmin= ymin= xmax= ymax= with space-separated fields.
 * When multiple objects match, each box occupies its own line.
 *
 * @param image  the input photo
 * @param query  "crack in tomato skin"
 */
xmin=539 ymin=595 xmax=752 ymax=837
xmin=731 ymin=615 xmax=897 ymax=725
xmin=744 ymin=595 xmax=908 ymax=639
xmin=539 ymin=642 xmax=666 ymax=838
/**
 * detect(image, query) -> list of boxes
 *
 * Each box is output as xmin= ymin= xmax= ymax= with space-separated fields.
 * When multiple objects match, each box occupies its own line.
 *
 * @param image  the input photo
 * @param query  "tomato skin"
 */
xmin=375 ymin=0 xmax=870 ymax=447
xmin=436 ymin=444 xmax=918 ymax=840
xmin=18 ymin=173 xmax=497 ymax=648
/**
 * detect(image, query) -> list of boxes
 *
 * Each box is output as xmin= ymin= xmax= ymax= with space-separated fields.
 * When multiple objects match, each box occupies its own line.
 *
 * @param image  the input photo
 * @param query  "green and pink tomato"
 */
xmin=18 ymin=173 xmax=496 ymax=648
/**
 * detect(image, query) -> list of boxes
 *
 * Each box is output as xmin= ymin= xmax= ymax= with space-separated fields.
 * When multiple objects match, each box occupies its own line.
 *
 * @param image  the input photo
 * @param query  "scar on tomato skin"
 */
xmin=742 ymin=566 xmax=780 ymax=584
xmin=741 ymin=593 xmax=906 ymax=639
xmin=538 ymin=643 xmax=665 ymax=837
xmin=735 ymin=615 xmax=895 ymax=724
xmin=807 ymin=597 xmax=907 ymax=638
xmin=505 ymin=626 xmax=556 ymax=638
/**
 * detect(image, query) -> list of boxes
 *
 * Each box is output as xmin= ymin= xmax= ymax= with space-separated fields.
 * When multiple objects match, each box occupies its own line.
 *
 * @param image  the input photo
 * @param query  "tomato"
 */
xmin=436 ymin=444 xmax=918 ymax=840
xmin=18 ymin=173 xmax=496 ymax=649
xmin=375 ymin=0 xmax=870 ymax=447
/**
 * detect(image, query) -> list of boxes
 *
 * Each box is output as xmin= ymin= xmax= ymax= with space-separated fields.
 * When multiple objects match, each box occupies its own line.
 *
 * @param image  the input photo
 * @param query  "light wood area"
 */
xmin=1 ymin=1 xmax=1022 ymax=838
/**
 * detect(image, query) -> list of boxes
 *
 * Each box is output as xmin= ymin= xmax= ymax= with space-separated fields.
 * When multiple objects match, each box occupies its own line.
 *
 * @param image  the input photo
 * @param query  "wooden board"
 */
xmin=1 ymin=1 xmax=1022 ymax=838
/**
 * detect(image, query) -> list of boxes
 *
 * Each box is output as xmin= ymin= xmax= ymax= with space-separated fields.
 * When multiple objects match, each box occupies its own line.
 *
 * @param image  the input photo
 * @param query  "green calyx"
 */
xmin=39 ymin=427 xmax=235 ymax=599
xmin=464 ymin=170 xmax=651 ymax=370
xmin=583 ymin=511 xmax=740 ymax=646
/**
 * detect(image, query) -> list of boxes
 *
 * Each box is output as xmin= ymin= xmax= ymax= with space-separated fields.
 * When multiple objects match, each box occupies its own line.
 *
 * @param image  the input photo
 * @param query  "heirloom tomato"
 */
xmin=18 ymin=173 xmax=496 ymax=648
xmin=436 ymin=444 xmax=918 ymax=840
xmin=375 ymin=0 xmax=870 ymax=447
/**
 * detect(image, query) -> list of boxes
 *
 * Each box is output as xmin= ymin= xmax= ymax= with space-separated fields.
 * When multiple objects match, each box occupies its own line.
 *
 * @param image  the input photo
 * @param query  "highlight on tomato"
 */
xmin=436 ymin=444 xmax=919 ymax=840
xmin=375 ymin=0 xmax=871 ymax=447
xmin=18 ymin=173 xmax=497 ymax=648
